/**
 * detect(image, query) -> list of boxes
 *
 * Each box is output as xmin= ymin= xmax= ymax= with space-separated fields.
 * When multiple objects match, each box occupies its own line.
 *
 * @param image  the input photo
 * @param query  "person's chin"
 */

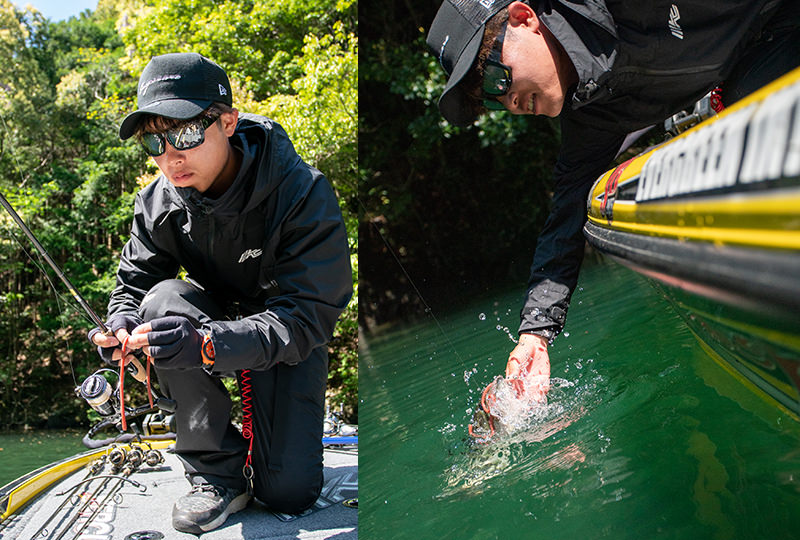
xmin=170 ymin=173 xmax=196 ymax=188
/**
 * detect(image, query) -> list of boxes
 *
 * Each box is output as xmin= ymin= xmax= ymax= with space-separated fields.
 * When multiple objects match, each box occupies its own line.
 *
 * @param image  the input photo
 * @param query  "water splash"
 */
xmin=494 ymin=324 xmax=519 ymax=344
xmin=440 ymin=370 xmax=602 ymax=497
xmin=463 ymin=366 xmax=478 ymax=384
xmin=483 ymin=376 xmax=547 ymax=434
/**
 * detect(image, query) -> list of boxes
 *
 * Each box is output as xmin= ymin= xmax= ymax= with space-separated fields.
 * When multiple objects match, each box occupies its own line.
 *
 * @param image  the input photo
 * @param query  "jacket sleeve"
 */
xmin=519 ymin=115 xmax=625 ymax=341
xmin=205 ymin=164 xmax=353 ymax=373
xmin=107 ymin=193 xmax=180 ymax=319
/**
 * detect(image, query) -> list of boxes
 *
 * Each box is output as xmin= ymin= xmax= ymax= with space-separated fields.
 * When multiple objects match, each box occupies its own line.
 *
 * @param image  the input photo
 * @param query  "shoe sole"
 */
xmin=173 ymin=493 xmax=252 ymax=534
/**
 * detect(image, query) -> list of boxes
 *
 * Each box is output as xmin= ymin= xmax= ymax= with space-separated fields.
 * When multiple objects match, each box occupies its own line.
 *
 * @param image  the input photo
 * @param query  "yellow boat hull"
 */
xmin=585 ymin=67 xmax=800 ymax=417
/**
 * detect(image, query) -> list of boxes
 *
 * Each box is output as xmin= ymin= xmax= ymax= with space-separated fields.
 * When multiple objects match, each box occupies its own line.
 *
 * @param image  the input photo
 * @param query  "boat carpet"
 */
xmin=1 ymin=446 xmax=357 ymax=540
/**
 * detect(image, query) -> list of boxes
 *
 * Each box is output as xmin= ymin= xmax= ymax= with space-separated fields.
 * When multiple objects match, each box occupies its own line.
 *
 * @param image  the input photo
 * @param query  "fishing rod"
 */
xmin=0 ymin=191 xmax=148 ymax=384
xmin=29 ymin=456 xmax=107 ymax=540
xmin=0 ymin=192 xmax=107 ymax=332
xmin=0 ymin=191 xmax=182 ymax=434
xmin=44 ymin=446 xmax=131 ymax=540
xmin=66 ymin=446 xmax=161 ymax=540
xmin=0 ymin=124 xmax=174 ymax=434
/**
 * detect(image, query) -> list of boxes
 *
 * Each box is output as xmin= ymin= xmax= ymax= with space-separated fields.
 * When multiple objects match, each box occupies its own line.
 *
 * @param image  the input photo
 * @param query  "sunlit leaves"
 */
xmin=0 ymin=0 xmax=359 ymax=424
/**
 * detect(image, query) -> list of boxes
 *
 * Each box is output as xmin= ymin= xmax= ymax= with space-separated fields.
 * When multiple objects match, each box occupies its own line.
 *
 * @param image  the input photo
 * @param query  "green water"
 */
xmin=360 ymin=258 xmax=800 ymax=540
xmin=0 ymin=430 xmax=85 ymax=487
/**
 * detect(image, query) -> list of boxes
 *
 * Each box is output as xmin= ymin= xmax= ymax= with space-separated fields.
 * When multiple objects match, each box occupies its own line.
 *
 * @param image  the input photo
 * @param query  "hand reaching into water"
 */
xmin=469 ymin=334 xmax=553 ymax=441
xmin=506 ymin=333 xmax=551 ymax=403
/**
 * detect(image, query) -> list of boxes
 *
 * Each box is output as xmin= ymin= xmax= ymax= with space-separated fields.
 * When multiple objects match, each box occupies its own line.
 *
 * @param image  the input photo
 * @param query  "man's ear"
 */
xmin=219 ymin=109 xmax=239 ymax=136
xmin=507 ymin=1 xmax=540 ymax=31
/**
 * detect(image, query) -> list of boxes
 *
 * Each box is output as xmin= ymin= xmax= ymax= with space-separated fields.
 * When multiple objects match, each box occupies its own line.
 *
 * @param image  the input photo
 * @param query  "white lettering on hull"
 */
xmin=636 ymin=79 xmax=800 ymax=202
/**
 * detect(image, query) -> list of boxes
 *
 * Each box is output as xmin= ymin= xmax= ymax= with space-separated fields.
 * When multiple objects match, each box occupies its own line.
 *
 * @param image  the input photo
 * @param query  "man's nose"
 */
xmin=501 ymin=92 xmax=522 ymax=113
xmin=163 ymin=142 xmax=186 ymax=163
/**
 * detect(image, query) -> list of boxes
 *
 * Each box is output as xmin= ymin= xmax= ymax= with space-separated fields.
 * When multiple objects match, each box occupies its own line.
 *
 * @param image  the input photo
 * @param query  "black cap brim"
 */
xmin=437 ymin=29 xmax=484 ymax=127
xmin=119 ymin=98 xmax=212 ymax=140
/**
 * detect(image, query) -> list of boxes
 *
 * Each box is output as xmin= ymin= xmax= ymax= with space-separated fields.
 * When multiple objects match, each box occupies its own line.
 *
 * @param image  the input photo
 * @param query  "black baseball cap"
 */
xmin=119 ymin=52 xmax=233 ymax=140
xmin=427 ymin=0 xmax=514 ymax=126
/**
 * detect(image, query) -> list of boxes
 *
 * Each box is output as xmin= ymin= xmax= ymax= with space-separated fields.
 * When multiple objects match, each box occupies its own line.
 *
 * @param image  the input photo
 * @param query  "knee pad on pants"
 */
xmin=255 ymin=465 xmax=323 ymax=514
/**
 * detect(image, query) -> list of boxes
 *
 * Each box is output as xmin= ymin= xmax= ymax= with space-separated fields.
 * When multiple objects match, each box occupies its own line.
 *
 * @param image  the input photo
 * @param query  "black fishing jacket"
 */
xmin=520 ymin=0 xmax=783 ymax=339
xmin=107 ymin=114 xmax=353 ymax=373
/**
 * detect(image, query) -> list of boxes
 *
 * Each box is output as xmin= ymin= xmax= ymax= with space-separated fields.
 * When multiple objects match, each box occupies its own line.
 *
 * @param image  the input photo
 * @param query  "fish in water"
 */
xmin=468 ymin=373 xmax=549 ymax=442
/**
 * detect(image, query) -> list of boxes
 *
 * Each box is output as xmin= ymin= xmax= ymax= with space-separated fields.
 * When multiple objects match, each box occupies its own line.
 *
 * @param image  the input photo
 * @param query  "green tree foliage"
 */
xmin=360 ymin=2 xmax=561 ymax=330
xmin=0 ymin=1 xmax=133 ymax=427
xmin=0 ymin=0 xmax=358 ymax=427
xmin=116 ymin=0 xmax=356 ymax=99
xmin=0 ymin=2 xmax=53 ymax=181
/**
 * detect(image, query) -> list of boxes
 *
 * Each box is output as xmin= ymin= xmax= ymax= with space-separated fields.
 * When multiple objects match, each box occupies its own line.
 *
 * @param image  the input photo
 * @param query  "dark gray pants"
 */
xmin=139 ymin=279 xmax=327 ymax=514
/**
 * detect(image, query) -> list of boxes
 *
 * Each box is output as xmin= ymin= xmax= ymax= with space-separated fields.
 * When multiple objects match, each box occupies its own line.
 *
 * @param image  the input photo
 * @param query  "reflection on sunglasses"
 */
xmin=138 ymin=115 xmax=219 ymax=157
xmin=481 ymin=21 xmax=511 ymax=111
xmin=482 ymin=60 xmax=512 ymax=110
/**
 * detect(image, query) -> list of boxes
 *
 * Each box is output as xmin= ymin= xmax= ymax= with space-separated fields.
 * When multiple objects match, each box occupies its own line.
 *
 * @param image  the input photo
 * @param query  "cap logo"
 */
xmin=438 ymin=35 xmax=450 ymax=69
xmin=218 ymin=84 xmax=228 ymax=96
xmin=140 ymin=74 xmax=182 ymax=96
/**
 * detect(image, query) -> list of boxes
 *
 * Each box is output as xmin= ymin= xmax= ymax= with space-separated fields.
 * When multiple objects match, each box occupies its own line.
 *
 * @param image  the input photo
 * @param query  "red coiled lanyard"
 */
xmin=118 ymin=337 xmax=255 ymax=493
xmin=240 ymin=369 xmax=255 ymax=493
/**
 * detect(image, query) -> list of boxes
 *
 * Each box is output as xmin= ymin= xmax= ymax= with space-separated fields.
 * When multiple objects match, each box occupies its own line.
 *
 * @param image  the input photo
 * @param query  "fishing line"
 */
xmin=0 ymin=111 xmax=28 ymax=188
xmin=359 ymin=198 xmax=466 ymax=364
xmin=0 ymin=221 xmax=94 ymax=326
xmin=0 ymin=111 xmax=91 ymax=386
xmin=0 ymin=225 xmax=85 ymax=385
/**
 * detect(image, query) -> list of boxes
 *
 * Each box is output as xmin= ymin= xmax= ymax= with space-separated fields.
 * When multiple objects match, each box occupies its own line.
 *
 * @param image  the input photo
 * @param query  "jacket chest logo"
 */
xmin=668 ymin=4 xmax=684 ymax=39
xmin=238 ymin=248 xmax=263 ymax=263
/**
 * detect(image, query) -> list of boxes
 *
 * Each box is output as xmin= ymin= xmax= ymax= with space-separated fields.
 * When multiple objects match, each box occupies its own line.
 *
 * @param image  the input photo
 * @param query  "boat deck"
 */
xmin=1 ymin=445 xmax=357 ymax=540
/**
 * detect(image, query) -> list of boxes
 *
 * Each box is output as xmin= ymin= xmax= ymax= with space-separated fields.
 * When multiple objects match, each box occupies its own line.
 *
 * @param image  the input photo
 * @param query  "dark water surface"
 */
xmin=360 ymin=258 xmax=800 ymax=539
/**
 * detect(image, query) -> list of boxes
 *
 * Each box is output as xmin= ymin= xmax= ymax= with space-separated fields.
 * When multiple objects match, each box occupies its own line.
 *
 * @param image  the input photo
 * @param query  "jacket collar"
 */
xmin=175 ymin=133 xmax=256 ymax=216
xmin=538 ymin=0 xmax=618 ymax=108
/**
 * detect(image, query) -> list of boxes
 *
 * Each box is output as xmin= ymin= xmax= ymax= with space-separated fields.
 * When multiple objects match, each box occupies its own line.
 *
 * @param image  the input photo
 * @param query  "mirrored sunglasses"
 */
xmin=481 ymin=21 xmax=512 ymax=111
xmin=482 ymin=59 xmax=513 ymax=110
xmin=138 ymin=115 xmax=219 ymax=157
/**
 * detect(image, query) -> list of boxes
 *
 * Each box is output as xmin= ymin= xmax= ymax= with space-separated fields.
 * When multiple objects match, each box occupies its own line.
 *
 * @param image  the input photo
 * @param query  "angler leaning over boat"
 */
xmin=426 ymin=0 xmax=800 ymax=439
xmin=87 ymin=53 xmax=353 ymax=534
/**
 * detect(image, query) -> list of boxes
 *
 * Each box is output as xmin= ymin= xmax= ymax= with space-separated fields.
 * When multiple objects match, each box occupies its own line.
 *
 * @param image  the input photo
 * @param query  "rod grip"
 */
xmin=126 ymin=357 xmax=147 ymax=383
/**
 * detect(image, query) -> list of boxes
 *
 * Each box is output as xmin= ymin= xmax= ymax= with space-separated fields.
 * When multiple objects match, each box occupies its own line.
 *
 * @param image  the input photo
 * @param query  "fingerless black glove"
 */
xmin=87 ymin=313 xmax=144 ymax=365
xmin=146 ymin=316 xmax=205 ymax=369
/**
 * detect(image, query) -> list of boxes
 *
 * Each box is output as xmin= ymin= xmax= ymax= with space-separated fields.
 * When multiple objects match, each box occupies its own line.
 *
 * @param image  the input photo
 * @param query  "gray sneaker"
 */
xmin=172 ymin=484 xmax=251 ymax=533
